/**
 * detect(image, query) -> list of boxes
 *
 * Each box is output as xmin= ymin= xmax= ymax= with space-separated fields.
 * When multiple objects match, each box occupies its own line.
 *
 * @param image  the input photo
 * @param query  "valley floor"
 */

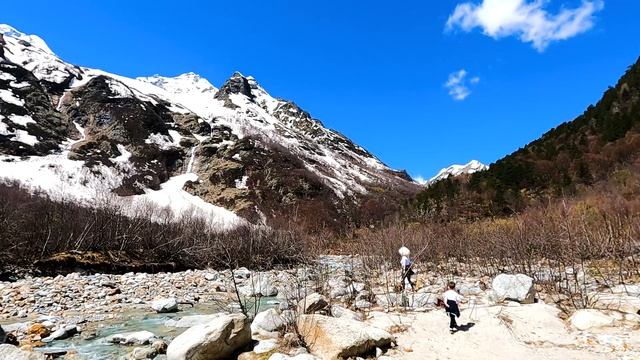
xmin=1 ymin=256 xmax=639 ymax=359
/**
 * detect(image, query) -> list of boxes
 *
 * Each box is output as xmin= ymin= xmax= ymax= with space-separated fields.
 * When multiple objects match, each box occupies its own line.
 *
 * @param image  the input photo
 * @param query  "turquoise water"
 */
xmin=34 ymin=298 xmax=279 ymax=359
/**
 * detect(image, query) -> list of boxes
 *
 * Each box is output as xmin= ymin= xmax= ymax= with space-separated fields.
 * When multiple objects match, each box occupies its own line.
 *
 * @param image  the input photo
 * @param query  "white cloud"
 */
xmin=446 ymin=0 xmax=604 ymax=51
xmin=445 ymin=69 xmax=478 ymax=101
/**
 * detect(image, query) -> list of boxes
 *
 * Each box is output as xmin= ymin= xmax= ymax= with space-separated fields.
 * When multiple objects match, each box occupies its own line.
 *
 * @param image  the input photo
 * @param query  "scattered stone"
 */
xmin=42 ymin=325 xmax=78 ymax=343
xmin=593 ymin=293 xmax=640 ymax=315
xmin=0 ymin=344 xmax=46 ymax=359
xmin=297 ymin=293 xmax=328 ymax=314
xmin=569 ymin=309 xmax=616 ymax=331
xmin=254 ymin=338 xmax=279 ymax=354
xmin=251 ymin=309 xmax=287 ymax=336
xmin=27 ymin=323 xmax=50 ymax=338
xmin=151 ymin=298 xmax=179 ymax=313
xmin=152 ymin=339 xmax=168 ymax=354
xmin=166 ymin=313 xmax=250 ymax=360
xmin=129 ymin=346 xmax=157 ymax=360
xmin=165 ymin=314 xmax=223 ymax=328
xmin=267 ymin=354 xmax=317 ymax=360
xmin=106 ymin=331 xmax=157 ymax=345
xmin=2 ymin=322 xmax=30 ymax=334
xmin=330 ymin=305 xmax=363 ymax=321
xmin=492 ymin=274 xmax=535 ymax=304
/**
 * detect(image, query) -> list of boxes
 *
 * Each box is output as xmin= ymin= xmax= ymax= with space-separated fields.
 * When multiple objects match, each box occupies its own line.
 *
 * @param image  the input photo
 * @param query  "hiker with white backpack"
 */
xmin=398 ymin=246 xmax=415 ymax=290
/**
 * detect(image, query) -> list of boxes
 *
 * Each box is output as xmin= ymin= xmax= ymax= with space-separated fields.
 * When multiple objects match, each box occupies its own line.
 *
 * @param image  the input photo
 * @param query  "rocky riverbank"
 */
xmin=0 ymin=256 xmax=639 ymax=359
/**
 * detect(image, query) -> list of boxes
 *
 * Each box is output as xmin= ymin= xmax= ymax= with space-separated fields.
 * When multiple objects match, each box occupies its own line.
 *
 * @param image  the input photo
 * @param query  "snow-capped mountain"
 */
xmin=426 ymin=160 xmax=488 ymax=184
xmin=0 ymin=25 xmax=418 ymax=231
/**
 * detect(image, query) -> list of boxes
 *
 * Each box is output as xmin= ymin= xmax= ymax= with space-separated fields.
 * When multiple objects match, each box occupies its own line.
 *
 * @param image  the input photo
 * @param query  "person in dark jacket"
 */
xmin=443 ymin=281 xmax=462 ymax=333
xmin=398 ymin=246 xmax=415 ymax=290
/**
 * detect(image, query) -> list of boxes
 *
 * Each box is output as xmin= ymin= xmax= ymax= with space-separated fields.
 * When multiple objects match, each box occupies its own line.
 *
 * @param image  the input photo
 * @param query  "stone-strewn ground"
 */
xmin=1 ymin=256 xmax=639 ymax=359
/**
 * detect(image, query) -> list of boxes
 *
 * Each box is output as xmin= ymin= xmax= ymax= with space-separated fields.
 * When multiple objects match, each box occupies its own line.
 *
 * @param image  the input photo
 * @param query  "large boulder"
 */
xmin=166 ymin=313 xmax=251 ymax=360
xmin=0 ymin=344 xmax=46 ymax=360
xmin=251 ymin=309 xmax=287 ymax=336
xmin=151 ymin=298 xmax=179 ymax=313
xmin=491 ymin=274 xmax=535 ymax=304
xmin=297 ymin=293 xmax=328 ymax=314
xmin=0 ymin=325 xmax=5 ymax=342
xmin=569 ymin=309 xmax=616 ymax=331
xmin=297 ymin=315 xmax=394 ymax=360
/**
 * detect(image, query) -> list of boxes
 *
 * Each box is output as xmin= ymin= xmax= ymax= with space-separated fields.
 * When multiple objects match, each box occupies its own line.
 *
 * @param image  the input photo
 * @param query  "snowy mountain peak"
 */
xmin=137 ymin=72 xmax=218 ymax=94
xmin=426 ymin=160 xmax=488 ymax=184
xmin=0 ymin=24 xmax=55 ymax=56
xmin=0 ymin=24 xmax=22 ymax=37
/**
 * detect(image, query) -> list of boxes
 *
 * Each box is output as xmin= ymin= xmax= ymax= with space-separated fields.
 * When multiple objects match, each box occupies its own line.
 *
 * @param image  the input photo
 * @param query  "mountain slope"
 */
xmin=0 ymin=24 xmax=418 ymax=231
xmin=415 ymin=57 xmax=640 ymax=219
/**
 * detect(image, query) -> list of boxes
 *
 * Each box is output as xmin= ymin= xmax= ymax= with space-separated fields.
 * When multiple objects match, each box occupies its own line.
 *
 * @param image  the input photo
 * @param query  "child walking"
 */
xmin=443 ymin=281 xmax=461 ymax=333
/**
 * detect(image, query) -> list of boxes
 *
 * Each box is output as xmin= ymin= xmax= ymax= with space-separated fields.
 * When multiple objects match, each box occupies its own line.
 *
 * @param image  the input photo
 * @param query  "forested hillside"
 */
xmin=415 ymin=57 xmax=640 ymax=219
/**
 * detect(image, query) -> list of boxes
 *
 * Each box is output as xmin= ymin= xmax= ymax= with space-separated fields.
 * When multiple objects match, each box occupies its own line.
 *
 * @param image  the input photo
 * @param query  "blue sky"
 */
xmin=3 ymin=1 xmax=640 ymax=180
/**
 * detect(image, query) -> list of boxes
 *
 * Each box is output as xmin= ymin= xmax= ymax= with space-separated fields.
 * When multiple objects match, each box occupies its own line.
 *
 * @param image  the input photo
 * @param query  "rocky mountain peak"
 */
xmin=215 ymin=72 xmax=255 ymax=103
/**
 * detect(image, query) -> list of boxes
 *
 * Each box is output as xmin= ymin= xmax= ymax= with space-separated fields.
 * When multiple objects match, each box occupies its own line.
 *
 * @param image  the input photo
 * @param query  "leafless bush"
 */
xmin=0 ymin=182 xmax=308 ymax=273
xmin=342 ymin=193 xmax=640 ymax=310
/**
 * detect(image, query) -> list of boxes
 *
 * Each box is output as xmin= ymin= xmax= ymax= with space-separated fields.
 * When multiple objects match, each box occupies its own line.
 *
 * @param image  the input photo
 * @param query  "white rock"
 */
xmin=268 ymin=353 xmax=318 ymax=360
xmin=254 ymin=338 xmax=279 ymax=354
xmin=297 ymin=293 xmax=328 ymax=314
xmin=611 ymin=284 xmax=640 ymax=296
xmin=151 ymin=298 xmax=179 ymax=313
xmin=165 ymin=314 xmax=224 ymax=328
xmin=491 ymin=274 xmax=535 ymax=304
xmin=0 ymin=344 xmax=46 ymax=360
xmin=569 ymin=309 xmax=616 ymax=331
xmin=42 ymin=324 xmax=78 ymax=343
xmin=251 ymin=309 xmax=287 ymax=336
xmin=297 ymin=315 xmax=394 ymax=360
xmin=166 ymin=313 xmax=250 ymax=360
xmin=234 ymin=268 xmax=251 ymax=279
xmin=593 ymin=293 xmax=640 ymax=315
xmin=2 ymin=322 xmax=31 ymax=334
xmin=330 ymin=305 xmax=363 ymax=321
xmin=107 ymin=330 xmax=157 ymax=345
xmin=130 ymin=346 xmax=157 ymax=359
